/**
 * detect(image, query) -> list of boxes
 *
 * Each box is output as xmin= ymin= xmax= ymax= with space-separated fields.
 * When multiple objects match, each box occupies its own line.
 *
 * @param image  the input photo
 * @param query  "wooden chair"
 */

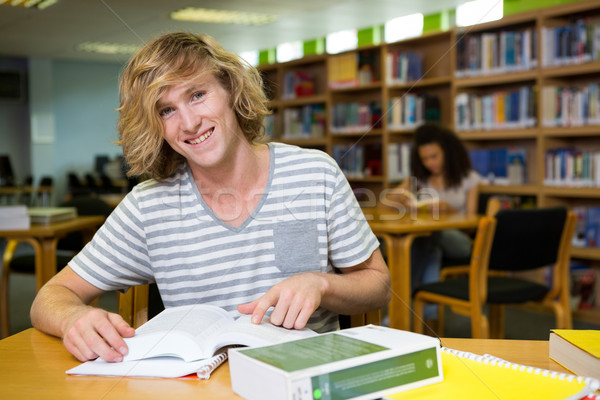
xmin=119 ymin=284 xmax=381 ymax=329
xmin=413 ymin=207 xmax=577 ymax=339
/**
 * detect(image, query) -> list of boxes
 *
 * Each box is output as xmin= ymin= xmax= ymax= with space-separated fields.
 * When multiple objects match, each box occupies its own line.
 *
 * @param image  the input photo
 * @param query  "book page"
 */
xmin=207 ymin=314 xmax=318 ymax=354
xmin=67 ymin=354 xmax=226 ymax=379
xmin=122 ymin=305 xmax=234 ymax=362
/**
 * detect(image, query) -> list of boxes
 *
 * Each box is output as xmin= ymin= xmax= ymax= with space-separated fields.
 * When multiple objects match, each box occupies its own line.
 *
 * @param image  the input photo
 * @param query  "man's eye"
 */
xmin=159 ymin=107 xmax=174 ymax=117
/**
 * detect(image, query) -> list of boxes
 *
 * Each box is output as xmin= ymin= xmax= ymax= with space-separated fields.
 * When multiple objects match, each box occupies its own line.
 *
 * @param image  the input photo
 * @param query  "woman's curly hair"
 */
xmin=410 ymin=123 xmax=473 ymax=189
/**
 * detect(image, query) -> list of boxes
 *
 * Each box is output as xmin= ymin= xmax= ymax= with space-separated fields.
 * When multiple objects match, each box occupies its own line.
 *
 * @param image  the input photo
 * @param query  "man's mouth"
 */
xmin=186 ymin=127 xmax=214 ymax=144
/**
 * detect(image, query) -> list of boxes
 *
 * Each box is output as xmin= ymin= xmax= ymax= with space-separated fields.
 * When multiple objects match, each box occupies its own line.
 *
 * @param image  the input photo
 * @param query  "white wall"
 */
xmin=1 ymin=56 xmax=125 ymax=204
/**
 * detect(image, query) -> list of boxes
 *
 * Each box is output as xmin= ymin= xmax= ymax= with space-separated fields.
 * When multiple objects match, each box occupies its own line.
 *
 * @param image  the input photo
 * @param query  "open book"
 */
xmin=66 ymin=304 xmax=317 ymax=378
xmin=401 ymin=190 xmax=437 ymax=209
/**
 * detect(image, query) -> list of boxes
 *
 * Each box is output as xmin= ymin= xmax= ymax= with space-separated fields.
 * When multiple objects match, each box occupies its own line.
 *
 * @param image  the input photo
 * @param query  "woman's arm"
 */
xmin=465 ymin=184 xmax=479 ymax=216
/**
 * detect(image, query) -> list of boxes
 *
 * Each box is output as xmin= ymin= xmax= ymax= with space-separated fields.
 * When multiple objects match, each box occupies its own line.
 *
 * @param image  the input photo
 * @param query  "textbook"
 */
xmin=27 ymin=207 xmax=77 ymax=224
xmin=66 ymin=304 xmax=317 ymax=378
xmin=387 ymin=347 xmax=600 ymax=400
xmin=229 ymin=325 xmax=443 ymax=400
xmin=549 ymin=329 xmax=600 ymax=380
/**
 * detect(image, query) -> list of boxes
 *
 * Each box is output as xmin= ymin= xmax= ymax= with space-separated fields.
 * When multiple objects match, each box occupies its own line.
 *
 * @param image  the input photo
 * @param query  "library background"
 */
xmin=257 ymin=0 xmax=600 ymax=327
xmin=1 ymin=0 xmax=600 ymax=335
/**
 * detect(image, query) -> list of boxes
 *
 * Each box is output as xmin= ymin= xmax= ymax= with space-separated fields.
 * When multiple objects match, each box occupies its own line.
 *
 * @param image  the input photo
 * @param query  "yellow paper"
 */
xmin=387 ymin=350 xmax=595 ymax=400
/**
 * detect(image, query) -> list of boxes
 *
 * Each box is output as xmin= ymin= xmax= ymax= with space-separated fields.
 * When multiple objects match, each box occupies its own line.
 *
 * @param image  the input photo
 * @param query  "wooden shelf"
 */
xmin=330 ymin=129 xmax=383 ymax=137
xmin=542 ymin=61 xmax=600 ymax=78
xmin=279 ymin=94 xmax=327 ymax=107
xmin=457 ymin=129 xmax=538 ymax=140
xmin=541 ymin=125 xmax=600 ymax=137
xmin=479 ymin=184 xmax=541 ymax=196
xmin=543 ymin=186 xmax=600 ymax=198
xmin=571 ymin=246 xmax=600 ymax=261
xmin=387 ymin=76 xmax=452 ymax=90
xmin=454 ymin=70 xmax=538 ymax=88
xmin=329 ymin=82 xmax=382 ymax=93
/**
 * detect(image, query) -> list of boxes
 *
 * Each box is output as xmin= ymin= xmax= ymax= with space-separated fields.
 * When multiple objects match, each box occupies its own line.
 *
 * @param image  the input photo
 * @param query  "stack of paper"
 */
xmin=0 ymin=205 xmax=30 ymax=230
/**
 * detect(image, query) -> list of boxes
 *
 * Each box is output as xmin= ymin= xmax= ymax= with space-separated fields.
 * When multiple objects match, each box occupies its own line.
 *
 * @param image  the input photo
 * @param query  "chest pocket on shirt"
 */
xmin=273 ymin=221 xmax=320 ymax=274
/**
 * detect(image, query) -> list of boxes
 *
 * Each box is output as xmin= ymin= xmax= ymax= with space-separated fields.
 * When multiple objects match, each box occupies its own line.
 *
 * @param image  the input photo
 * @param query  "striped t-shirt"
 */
xmin=69 ymin=142 xmax=380 ymax=332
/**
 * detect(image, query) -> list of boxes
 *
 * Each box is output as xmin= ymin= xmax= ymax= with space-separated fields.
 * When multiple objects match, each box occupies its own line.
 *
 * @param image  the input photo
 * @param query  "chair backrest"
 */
xmin=488 ymin=207 xmax=570 ymax=272
xmin=468 ymin=216 xmax=498 ymax=306
xmin=57 ymin=196 xmax=113 ymax=251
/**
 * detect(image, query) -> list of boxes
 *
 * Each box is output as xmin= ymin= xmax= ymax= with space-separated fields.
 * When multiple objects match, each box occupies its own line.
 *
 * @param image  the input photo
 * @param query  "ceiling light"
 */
xmin=0 ymin=0 xmax=58 ymax=9
xmin=170 ymin=8 xmax=277 ymax=25
xmin=77 ymin=42 xmax=141 ymax=56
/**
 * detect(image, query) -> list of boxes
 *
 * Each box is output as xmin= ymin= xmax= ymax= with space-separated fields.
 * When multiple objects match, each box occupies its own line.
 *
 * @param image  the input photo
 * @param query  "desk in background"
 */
xmin=0 ymin=329 xmax=567 ymax=400
xmin=363 ymin=209 xmax=481 ymax=331
xmin=0 ymin=216 xmax=105 ymax=290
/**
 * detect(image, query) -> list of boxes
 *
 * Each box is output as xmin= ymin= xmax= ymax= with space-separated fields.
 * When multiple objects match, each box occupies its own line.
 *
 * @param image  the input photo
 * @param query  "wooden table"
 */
xmin=363 ymin=209 xmax=481 ymax=331
xmin=0 ymin=329 xmax=567 ymax=399
xmin=0 ymin=216 xmax=105 ymax=289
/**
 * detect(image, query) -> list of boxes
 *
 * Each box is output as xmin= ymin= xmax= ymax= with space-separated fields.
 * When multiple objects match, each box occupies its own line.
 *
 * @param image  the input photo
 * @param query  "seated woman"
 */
xmin=385 ymin=123 xmax=480 ymax=322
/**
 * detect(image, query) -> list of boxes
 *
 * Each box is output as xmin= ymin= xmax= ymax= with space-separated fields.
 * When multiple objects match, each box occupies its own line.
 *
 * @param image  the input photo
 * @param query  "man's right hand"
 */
xmin=62 ymin=307 xmax=135 ymax=362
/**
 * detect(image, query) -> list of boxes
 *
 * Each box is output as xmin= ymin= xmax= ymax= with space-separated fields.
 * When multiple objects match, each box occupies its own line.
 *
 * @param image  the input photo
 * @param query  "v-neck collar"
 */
xmin=186 ymin=142 xmax=274 ymax=233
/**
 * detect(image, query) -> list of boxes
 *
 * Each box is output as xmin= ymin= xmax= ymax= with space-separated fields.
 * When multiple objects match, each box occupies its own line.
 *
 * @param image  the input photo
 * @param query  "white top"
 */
xmin=419 ymin=170 xmax=481 ymax=214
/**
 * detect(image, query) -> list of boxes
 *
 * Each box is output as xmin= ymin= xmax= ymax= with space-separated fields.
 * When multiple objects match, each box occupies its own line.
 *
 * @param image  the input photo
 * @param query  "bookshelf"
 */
xmin=259 ymin=0 xmax=600 ymax=321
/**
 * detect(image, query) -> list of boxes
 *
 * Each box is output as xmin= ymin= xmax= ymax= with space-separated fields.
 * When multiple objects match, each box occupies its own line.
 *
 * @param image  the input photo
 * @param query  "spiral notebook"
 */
xmin=386 ymin=347 xmax=600 ymax=400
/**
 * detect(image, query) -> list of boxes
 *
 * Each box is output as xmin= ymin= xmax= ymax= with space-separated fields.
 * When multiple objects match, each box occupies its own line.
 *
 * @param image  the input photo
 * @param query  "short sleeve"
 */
xmin=463 ymin=170 xmax=482 ymax=192
xmin=326 ymin=164 xmax=380 ymax=268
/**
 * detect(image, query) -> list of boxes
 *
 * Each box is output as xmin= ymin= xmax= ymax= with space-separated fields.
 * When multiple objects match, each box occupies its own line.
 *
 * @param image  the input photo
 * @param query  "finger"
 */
xmin=270 ymin=289 xmax=294 ymax=327
xmin=82 ymin=325 xmax=124 ymax=362
xmin=281 ymin=297 xmax=302 ymax=329
xmin=294 ymin=303 xmax=315 ymax=330
xmin=97 ymin=316 xmax=131 ymax=357
xmin=251 ymin=291 xmax=279 ymax=324
xmin=64 ymin=332 xmax=98 ymax=362
xmin=108 ymin=313 xmax=135 ymax=338
xmin=237 ymin=299 xmax=258 ymax=315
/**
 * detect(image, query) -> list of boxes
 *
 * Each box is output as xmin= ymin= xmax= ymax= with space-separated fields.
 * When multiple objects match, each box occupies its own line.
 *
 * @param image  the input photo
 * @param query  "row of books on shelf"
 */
xmin=280 ymin=105 xmax=326 ymax=140
xmin=454 ymin=86 xmax=536 ymax=131
xmin=541 ymin=18 xmax=600 ymax=67
xmin=328 ymin=50 xmax=377 ymax=89
xmin=574 ymin=206 xmax=600 ymax=250
xmin=330 ymin=101 xmax=382 ymax=134
xmin=541 ymin=83 xmax=600 ymax=127
xmin=469 ymin=147 xmax=528 ymax=185
xmin=281 ymin=70 xmax=316 ymax=100
xmin=386 ymin=51 xmax=423 ymax=85
xmin=387 ymin=94 xmax=440 ymax=130
xmin=544 ymin=148 xmax=600 ymax=187
xmin=455 ymin=28 xmax=538 ymax=77
xmin=332 ymin=143 xmax=382 ymax=179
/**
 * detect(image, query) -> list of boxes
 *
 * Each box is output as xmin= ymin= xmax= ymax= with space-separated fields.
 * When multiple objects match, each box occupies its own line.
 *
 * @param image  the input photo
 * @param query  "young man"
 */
xmin=30 ymin=32 xmax=391 ymax=363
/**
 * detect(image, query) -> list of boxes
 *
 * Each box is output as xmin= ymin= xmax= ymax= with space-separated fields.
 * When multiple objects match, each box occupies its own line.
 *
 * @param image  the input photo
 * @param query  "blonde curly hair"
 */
xmin=117 ymin=32 xmax=270 ymax=180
